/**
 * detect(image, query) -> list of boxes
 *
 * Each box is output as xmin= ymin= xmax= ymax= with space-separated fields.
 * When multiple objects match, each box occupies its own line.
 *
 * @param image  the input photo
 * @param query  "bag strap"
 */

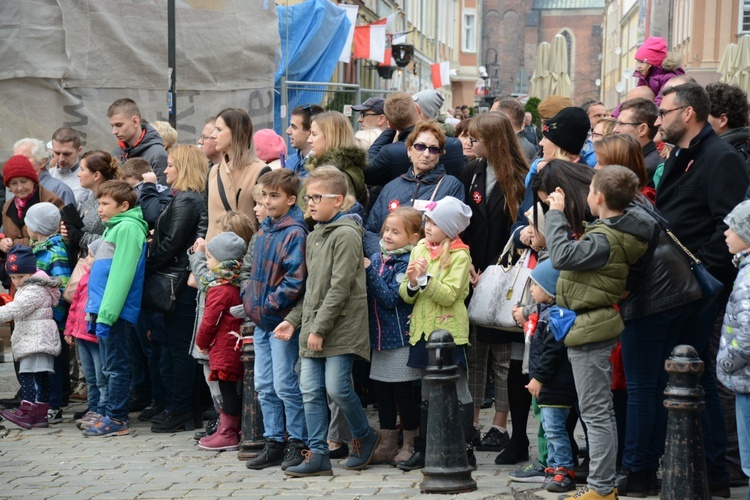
xmin=664 ymin=227 xmax=701 ymax=265
xmin=640 ymin=202 xmax=702 ymax=265
xmin=429 ymin=175 xmax=446 ymax=202
xmin=215 ymin=166 xmax=233 ymax=212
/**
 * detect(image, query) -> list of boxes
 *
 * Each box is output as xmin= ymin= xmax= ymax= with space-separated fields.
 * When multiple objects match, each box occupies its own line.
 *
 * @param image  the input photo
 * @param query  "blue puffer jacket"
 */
xmin=717 ymin=252 xmax=750 ymax=393
xmin=366 ymin=251 xmax=412 ymax=351
xmin=364 ymin=164 xmax=464 ymax=256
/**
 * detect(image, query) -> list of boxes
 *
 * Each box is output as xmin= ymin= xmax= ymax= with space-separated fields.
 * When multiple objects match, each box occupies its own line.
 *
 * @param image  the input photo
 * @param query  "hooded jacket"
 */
xmin=719 ymin=126 xmax=750 ymax=177
xmin=656 ymin=123 xmax=750 ymax=288
xmin=546 ymin=209 xmax=650 ymax=347
xmin=285 ymin=215 xmax=369 ymax=360
xmin=364 ymin=164 xmax=464 ymax=257
xmin=244 ymin=204 xmax=307 ymax=331
xmin=717 ymin=252 xmax=750 ymax=393
xmin=635 ymin=53 xmax=685 ymax=106
xmin=32 ymin=235 xmax=71 ymax=329
xmin=66 ymin=269 xmax=96 ymax=344
xmin=305 ymin=146 xmax=368 ymax=207
xmin=86 ymin=207 xmax=148 ymax=326
xmin=111 ymin=123 xmax=169 ymax=184
xmin=196 ymin=280 xmax=244 ymax=380
xmin=366 ymin=250 xmax=413 ymax=351
xmin=528 ymin=303 xmax=577 ymax=407
xmin=2 ymin=187 xmax=64 ymax=250
xmin=0 ymin=270 xmax=62 ymax=360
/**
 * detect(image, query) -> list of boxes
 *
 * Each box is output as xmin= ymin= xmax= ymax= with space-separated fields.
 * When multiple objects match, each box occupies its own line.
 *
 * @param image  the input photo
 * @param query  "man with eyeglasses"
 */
xmin=655 ymin=82 xmax=749 ymax=498
xmin=613 ymin=98 xmax=661 ymax=183
xmin=352 ymin=97 xmax=387 ymax=132
xmin=198 ymin=117 xmax=222 ymax=166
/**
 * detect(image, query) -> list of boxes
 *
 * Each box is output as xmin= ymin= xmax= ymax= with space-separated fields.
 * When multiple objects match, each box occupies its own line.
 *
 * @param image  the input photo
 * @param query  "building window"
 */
xmin=463 ymin=10 xmax=477 ymax=53
xmin=742 ymin=0 xmax=750 ymax=33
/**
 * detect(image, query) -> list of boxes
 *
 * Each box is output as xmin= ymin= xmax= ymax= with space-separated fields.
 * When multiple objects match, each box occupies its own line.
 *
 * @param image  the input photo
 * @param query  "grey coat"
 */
xmin=718 ymin=253 xmax=750 ymax=393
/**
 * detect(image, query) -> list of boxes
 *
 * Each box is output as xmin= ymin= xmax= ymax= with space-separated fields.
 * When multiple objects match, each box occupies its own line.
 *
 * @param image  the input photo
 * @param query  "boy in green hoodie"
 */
xmin=82 ymin=181 xmax=148 ymax=437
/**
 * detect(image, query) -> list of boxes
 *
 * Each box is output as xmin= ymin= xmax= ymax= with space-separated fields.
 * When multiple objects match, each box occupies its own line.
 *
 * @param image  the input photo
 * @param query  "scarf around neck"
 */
xmin=379 ymin=239 xmax=413 ymax=259
xmin=425 ymin=237 xmax=470 ymax=260
xmin=199 ymin=260 xmax=242 ymax=289
xmin=14 ymin=189 xmax=37 ymax=221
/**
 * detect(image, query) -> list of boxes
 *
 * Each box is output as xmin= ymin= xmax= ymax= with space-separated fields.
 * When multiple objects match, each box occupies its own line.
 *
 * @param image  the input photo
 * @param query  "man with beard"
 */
xmin=655 ymin=83 xmax=749 ymax=497
xmin=50 ymin=127 xmax=93 ymax=210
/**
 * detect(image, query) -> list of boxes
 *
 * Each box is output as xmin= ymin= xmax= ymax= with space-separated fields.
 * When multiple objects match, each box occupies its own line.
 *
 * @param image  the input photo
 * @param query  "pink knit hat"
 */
xmin=635 ymin=37 xmax=667 ymax=66
xmin=254 ymin=129 xmax=287 ymax=162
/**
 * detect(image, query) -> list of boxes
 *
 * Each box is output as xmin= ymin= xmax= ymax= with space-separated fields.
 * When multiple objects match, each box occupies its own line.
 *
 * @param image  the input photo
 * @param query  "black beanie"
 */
xmin=542 ymin=107 xmax=591 ymax=155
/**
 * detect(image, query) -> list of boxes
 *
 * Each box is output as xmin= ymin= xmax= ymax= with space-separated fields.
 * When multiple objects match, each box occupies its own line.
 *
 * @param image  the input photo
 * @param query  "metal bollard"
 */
xmin=661 ymin=344 xmax=710 ymax=499
xmin=237 ymin=322 xmax=265 ymax=461
xmin=420 ymin=329 xmax=477 ymax=494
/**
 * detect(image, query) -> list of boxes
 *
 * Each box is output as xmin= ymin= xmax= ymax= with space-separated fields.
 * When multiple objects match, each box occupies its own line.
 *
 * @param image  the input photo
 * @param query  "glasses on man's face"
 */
xmin=360 ymin=112 xmax=379 ymax=118
xmin=412 ymin=143 xmax=442 ymax=155
xmin=302 ymin=193 xmax=339 ymax=204
xmin=657 ymin=106 xmax=687 ymax=119
xmin=199 ymin=135 xmax=213 ymax=143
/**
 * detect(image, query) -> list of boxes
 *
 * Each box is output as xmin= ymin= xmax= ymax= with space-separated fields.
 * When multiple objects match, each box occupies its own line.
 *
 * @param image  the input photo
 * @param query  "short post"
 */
xmin=420 ymin=330 xmax=477 ymax=494
xmin=237 ymin=322 xmax=265 ymax=461
xmin=661 ymin=344 xmax=710 ymax=499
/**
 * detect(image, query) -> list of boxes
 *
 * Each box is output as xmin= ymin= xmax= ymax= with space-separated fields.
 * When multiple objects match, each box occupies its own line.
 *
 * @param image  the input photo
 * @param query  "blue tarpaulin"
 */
xmin=274 ymin=0 xmax=351 ymax=133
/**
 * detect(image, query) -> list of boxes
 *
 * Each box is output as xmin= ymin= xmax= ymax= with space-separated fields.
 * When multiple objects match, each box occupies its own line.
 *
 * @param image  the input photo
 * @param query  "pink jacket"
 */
xmin=65 ymin=270 xmax=96 ymax=343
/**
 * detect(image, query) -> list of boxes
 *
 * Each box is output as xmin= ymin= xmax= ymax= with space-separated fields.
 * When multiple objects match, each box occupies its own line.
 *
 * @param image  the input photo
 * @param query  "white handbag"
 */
xmin=467 ymin=236 xmax=533 ymax=331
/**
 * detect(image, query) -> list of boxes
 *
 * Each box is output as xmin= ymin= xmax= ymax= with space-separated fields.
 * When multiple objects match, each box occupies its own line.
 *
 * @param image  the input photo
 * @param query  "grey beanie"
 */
xmin=424 ymin=196 xmax=472 ymax=239
xmin=412 ymin=90 xmax=445 ymax=119
xmin=725 ymin=200 xmax=750 ymax=245
xmin=207 ymin=232 xmax=248 ymax=262
xmin=25 ymin=202 xmax=61 ymax=236
xmin=88 ymin=238 xmax=102 ymax=258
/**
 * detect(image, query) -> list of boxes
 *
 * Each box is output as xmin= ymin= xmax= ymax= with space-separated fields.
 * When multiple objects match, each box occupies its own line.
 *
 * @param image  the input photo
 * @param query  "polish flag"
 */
xmin=338 ymin=4 xmax=359 ymax=63
xmin=353 ymin=24 xmax=387 ymax=63
xmin=431 ymin=61 xmax=450 ymax=89
xmin=373 ymin=12 xmax=398 ymax=28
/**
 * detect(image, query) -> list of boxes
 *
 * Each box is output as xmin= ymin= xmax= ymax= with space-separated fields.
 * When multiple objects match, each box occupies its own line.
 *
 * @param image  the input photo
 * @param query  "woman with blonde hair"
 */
xmin=151 ymin=121 xmax=178 ymax=151
xmin=145 ymin=144 xmax=208 ymax=433
xmin=591 ymin=117 xmax=618 ymax=142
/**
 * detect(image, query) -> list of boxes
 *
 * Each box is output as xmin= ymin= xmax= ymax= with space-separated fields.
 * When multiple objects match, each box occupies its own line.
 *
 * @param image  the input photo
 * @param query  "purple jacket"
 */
xmin=636 ymin=65 xmax=685 ymax=105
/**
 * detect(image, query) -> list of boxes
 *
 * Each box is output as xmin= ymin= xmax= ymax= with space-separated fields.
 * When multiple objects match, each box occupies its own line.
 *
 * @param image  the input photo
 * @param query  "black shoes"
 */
xmin=494 ymin=438 xmax=530 ymax=465
xmin=329 ymin=443 xmax=349 ymax=459
xmin=151 ymin=410 xmax=195 ymax=433
xmin=246 ymin=440 xmax=286 ymax=470
xmin=476 ymin=427 xmax=510 ymax=452
xmin=194 ymin=417 xmax=218 ymax=441
xmin=281 ymin=439 xmax=308 ymax=470
xmin=138 ymin=402 xmax=165 ymax=422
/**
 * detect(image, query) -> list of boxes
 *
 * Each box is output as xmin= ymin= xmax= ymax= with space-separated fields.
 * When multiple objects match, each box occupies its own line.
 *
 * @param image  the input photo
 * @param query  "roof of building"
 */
xmin=532 ymin=0 xmax=605 ymax=9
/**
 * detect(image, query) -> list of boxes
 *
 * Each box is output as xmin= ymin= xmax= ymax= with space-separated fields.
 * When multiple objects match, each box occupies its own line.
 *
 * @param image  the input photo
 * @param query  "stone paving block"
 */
xmin=229 ymin=488 xmax=283 ymax=497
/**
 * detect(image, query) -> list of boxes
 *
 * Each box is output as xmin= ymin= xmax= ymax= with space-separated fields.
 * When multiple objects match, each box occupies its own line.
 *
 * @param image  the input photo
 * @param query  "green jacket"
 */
xmin=286 ymin=215 xmax=369 ymax=360
xmin=556 ymin=222 xmax=648 ymax=347
xmin=398 ymin=240 xmax=471 ymax=346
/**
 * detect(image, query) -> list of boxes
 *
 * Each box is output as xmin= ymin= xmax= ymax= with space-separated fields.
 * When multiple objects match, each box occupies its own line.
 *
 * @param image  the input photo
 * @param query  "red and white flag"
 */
xmin=353 ymin=24 xmax=387 ymax=63
xmin=379 ymin=48 xmax=392 ymax=67
xmin=338 ymin=4 xmax=359 ymax=63
xmin=373 ymin=12 xmax=398 ymax=28
xmin=431 ymin=61 xmax=450 ymax=89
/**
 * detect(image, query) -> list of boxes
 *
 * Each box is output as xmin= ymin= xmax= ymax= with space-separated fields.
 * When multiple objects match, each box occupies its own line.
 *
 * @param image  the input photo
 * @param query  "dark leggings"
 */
xmin=20 ymin=372 xmax=51 ymax=403
xmin=507 ymin=360 xmax=531 ymax=445
xmin=219 ymin=380 xmax=241 ymax=417
xmin=372 ymin=380 xmax=419 ymax=430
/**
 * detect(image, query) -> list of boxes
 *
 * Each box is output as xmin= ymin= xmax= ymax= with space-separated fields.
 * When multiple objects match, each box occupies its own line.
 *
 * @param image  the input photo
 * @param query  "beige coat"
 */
xmin=205 ymin=158 xmax=266 ymax=241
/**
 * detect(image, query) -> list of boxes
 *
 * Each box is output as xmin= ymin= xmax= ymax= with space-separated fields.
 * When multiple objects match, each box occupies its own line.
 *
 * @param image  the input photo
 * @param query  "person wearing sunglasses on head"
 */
xmin=363 ymin=120 xmax=465 ymax=257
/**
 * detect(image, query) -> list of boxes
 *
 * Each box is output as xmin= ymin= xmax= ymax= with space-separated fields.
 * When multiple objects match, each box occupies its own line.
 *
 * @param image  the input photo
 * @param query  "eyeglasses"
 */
xmin=657 ymin=106 xmax=687 ymax=118
xmin=469 ymin=138 xmax=481 ymax=146
xmin=302 ymin=193 xmax=339 ymax=204
xmin=412 ymin=143 xmax=442 ymax=155
xmin=359 ymin=112 xmax=379 ymax=118
xmin=615 ymin=121 xmax=641 ymax=128
xmin=199 ymin=135 xmax=214 ymax=142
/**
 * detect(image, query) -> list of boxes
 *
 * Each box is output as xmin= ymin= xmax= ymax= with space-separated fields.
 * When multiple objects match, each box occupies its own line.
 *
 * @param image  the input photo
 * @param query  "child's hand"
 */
xmin=363 ymin=257 xmax=371 ymax=268
xmin=141 ymin=172 xmax=157 ymax=185
xmin=546 ymin=187 xmax=566 ymax=212
xmin=193 ymin=238 xmax=207 ymax=253
xmin=187 ymin=272 xmax=197 ymax=289
xmin=0 ymin=237 xmax=13 ymax=253
xmin=60 ymin=221 xmax=69 ymax=242
xmin=307 ymin=332 xmax=324 ymax=352
xmin=526 ymin=377 xmax=543 ymax=399
xmin=520 ymin=225 xmax=534 ymax=247
xmin=406 ymin=258 xmax=428 ymax=286
xmin=197 ymin=347 xmax=209 ymax=355
xmin=64 ymin=335 xmax=74 ymax=346
xmin=512 ymin=305 xmax=526 ymax=326
xmin=273 ymin=321 xmax=294 ymax=341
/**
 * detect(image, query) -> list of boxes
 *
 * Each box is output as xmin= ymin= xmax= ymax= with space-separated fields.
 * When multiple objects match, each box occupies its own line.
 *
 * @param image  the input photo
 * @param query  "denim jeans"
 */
xmin=568 ymin=341 xmax=618 ymax=495
xmin=299 ymin=355 xmax=371 ymax=454
xmin=253 ymin=326 xmax=307 ymax=443
xmin=735 ymin=393 xmax=750 ymax=498
xmin=77 ymin=338 xmax=108 ymax=415
xmin=532 ymin=397 xmax=548 ymax=467
xmin=541 ymin=406 xmax=573 ymax=469
xmin=100 ymin=319 xmax=133 ymax=422
xmin=621 ymin=305 xmax=684 ymax=472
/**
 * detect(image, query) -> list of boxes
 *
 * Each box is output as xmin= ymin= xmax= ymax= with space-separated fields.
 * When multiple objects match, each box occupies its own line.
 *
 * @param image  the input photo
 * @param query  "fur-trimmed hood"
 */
xmin=661 ymin=52 xmax=683 ymax=72
xmin=306 ymin=146 xmax=368 ymax=205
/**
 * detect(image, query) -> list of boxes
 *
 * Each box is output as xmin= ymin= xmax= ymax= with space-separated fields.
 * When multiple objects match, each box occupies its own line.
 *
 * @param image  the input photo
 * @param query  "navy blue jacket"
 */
xmin=528 ymin=304 xmax=577 ymax=407
xmin=363 ymin=164 xmax=465 ymax=256
xmin=366 ymin=251 xmax=412 ymax=351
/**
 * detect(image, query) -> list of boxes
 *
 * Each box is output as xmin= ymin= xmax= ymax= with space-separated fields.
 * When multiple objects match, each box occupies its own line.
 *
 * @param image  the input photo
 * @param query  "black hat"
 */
xmin=6 ymin=245 xmax=37 ymax=275
xmin=352 ymin=97 xmax=385 ymax=115
xmin=542 ymin=107 xmax=591 ymax=155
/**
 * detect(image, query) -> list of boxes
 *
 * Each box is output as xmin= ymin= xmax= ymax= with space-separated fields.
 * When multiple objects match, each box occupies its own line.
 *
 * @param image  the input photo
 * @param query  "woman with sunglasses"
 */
xmin=364 ymin=121 xmax=465 ymax=258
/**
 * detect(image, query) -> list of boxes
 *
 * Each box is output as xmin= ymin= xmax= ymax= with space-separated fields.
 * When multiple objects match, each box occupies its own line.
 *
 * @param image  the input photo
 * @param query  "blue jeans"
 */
xmin=299 ymin=355 xmax=371 ymax=454
xmin=541 ymin=406 xmax=574 ymax=469
xmin=77 ymin=338 xmax=108 ymax=415
xmin=100 ymin=319 xmax=133 ymax=422
xmin=621 ymin=305 xmax=684 ymax=472
xmin=735 ymin=393 xmax=750 ymax=498
xmin=254 ymin=326 xmax=307 ymax=442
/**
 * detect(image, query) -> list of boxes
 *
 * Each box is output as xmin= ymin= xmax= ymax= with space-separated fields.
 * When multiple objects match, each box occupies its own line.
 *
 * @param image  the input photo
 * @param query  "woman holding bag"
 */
xmin=146 ymin=144 xmax=208 ymax=433
xmin=459 ymin=112 xmax=528 ymax=453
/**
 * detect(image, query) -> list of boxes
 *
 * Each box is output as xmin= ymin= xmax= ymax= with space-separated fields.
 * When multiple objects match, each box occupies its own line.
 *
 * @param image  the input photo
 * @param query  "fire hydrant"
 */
xmin=420 ymin=329 xmax=477 ymax=494
xmin=237 ymin=322 xmax=265 ymax=461
xmin=661 ymin=344 xmax=709 ymax=499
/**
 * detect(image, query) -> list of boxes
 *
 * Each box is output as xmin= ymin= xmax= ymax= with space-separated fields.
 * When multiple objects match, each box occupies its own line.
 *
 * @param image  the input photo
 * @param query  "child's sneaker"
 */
xmin=509 ymin=462 xmax=547 ymax=483
xmin=284 ymin=450 xmax=332 ymax=477
xmin=546 ymin=467 xmax=576 ymax=493
xmin=281 ymin=439 xmax=308 ymax=470
xmin=76 ymin=411 xmax=102 ymax=430
xmin=47 ymin=407 xmax=63 ymax=424
xmin=344 ymin=427 xmax=381 ymax=470
xmin=82 ymin=416 xmax=129 ymax=437
xmin=557 ymin=485 xmax=618 ymax=500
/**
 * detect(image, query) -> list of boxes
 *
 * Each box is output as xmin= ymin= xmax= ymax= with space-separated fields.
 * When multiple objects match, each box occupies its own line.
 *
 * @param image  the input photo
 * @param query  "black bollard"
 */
xmin=661 ymin=344 xmax=710 ymax=499
xmin=237 ymin=322 xmax=265 ymax=461
xmin=420 ymin=330 xmax=477 ymax=494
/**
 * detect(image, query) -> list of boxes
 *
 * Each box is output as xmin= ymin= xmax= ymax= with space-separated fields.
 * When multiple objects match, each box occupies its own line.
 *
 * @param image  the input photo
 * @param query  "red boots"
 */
xmin=0 ymin=400 xmax=48 ymax=429
xmin=198 ymin=411 xmax=240 ymax=451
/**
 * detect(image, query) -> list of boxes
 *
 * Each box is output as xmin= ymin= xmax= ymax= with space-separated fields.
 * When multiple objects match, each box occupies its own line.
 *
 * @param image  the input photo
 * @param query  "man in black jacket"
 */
xmin=706 ymin=82 xmax=750 ymax=178
xmin=655 ymin=83 xmax=749 ymax=497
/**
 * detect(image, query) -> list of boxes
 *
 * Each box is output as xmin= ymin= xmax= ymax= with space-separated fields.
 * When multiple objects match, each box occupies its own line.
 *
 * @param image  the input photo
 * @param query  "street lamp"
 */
xmin=483 ymin=48 xmax=500 ymax=105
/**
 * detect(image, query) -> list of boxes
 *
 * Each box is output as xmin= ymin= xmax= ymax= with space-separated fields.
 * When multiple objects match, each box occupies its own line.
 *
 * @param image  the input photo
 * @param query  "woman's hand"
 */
xmin=61 ymin=221 xmax=69 ymax=242
xmin=469 ymin=264 xmax=481 ymax=288
xmin=546 ymin=187 xmax=566 ymax=212
xmin=187 ymin=272 xmax=197 ymax=289
xmin=519 ymin=225 xmax=534 ymax=247
xmin=0 ymin=238 xmax=13 ymax=253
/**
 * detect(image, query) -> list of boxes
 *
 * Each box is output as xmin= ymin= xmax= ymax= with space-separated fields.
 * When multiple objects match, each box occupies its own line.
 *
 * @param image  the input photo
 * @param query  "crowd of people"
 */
xmin=2 ymin=35 xmax=750 ymax=499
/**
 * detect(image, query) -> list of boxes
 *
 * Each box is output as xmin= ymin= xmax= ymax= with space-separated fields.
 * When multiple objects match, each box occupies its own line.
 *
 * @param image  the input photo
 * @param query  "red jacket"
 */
xmin=65 ymin=271 xmax=97 ymax=344
xmin=196 ymin=284 xmax=243 ymax=380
